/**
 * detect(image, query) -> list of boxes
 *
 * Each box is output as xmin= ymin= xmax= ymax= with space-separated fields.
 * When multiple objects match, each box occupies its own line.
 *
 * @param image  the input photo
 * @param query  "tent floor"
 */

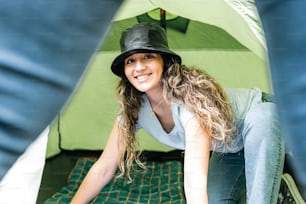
xmin=37 ymin=150 xmax=184 ymax=204
xmin=37 ymin=150 xmax=102 ymax=203
xmin=37 ymin=150 xmax=296 ymax=204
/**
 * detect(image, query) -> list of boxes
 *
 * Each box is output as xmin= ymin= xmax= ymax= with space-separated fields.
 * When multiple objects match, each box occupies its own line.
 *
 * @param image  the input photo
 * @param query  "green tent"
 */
xmin=46 ymin=0 xmax=270 ymax=157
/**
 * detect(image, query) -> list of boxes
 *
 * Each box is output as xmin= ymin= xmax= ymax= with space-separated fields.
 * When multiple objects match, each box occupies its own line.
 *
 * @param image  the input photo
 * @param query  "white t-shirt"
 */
xmin=135 ymin=88 xmax=263 ymax=153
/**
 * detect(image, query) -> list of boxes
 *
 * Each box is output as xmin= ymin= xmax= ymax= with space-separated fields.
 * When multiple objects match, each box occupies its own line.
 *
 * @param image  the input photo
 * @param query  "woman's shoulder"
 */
xmin=171 ymin=103 xmax=195 ymax=127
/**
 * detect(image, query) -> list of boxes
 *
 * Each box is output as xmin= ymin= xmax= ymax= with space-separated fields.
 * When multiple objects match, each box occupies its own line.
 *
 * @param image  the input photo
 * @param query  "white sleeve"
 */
xmin=116 ymin=114 xmax=142 ymax=131
xmin=179 ymin=106 xmax=196 ymax=128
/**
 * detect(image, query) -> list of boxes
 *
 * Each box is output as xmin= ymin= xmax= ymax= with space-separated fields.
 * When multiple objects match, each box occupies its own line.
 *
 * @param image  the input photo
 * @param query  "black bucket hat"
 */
xmin=111 ymin=23 xmax=182 ymax=77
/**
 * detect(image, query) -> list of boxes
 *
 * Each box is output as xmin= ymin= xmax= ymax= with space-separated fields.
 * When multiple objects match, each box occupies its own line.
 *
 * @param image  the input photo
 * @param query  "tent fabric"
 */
xmin=224 ymin=0 xmax=266 ymax=49
xmin=113 ymin=0 xmax=266 ymax=59
xmin=0 ymin=127 xmax=49 ymax=203
xmin=46 ymin=0 xmax=270 ymax=157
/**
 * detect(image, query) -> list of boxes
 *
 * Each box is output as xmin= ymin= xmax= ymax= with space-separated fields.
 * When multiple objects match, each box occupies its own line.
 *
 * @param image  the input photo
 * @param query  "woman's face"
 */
xmin=124 ymin=53 xmax=164 ymax=93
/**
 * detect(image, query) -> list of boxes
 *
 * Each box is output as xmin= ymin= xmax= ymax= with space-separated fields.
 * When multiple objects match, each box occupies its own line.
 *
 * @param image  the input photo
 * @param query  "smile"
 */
xmin=135 ymin=74 xmax=151 ymax=82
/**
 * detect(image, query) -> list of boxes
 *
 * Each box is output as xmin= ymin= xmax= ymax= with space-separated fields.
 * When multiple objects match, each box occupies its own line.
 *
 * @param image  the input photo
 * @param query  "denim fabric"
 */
xmin=255 ymin=0 xmax=306 ymax=200
xmin=208 ymin=102 xmax=285 ymax=204
xmin=0 ymin=0 xmax=122 ymax=180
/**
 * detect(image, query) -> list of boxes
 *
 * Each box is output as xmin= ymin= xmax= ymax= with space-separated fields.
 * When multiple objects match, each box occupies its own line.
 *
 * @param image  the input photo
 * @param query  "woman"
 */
xmin=71 ymin=23 xmax=285 ymax=204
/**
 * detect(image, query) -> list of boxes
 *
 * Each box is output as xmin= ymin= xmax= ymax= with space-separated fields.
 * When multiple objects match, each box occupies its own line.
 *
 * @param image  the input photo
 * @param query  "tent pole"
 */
xmin=160 ymin=9 xmax=166 ymax=30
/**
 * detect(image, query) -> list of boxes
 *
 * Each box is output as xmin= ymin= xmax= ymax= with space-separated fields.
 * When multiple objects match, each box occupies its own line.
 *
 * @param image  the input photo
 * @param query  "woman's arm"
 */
xmin=71 ymin=120 xmax=123 ymax=204
xmin=184 ymin=117 xmax=211 ymax=204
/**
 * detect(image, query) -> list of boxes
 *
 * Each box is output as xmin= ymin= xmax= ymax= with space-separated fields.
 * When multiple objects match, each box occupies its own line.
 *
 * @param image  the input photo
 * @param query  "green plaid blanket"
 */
xmin=44 ymin=158 xmax=186 ymax=204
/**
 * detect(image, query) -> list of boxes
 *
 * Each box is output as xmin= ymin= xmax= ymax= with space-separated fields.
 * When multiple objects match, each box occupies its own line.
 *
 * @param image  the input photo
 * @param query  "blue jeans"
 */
xmin=208 ymin=102 xmax=285 ymax=204
xmin=0 ymin=0 xmax=122 ymax=180
xmin=255 ymin=0 xmax=306 ymax=200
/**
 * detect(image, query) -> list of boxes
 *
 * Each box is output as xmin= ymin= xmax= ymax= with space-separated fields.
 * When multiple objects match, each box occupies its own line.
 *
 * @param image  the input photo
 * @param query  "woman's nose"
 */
xmin=135 ymin=61 xmax=145 ymax=71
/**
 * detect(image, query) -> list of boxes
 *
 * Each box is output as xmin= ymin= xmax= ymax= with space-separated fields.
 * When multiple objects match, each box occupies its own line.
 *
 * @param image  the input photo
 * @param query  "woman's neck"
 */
xmin=145 ymin=86 xmax=175 ymax=133
xmin=146 ymin=86 xmax=164 ymax=105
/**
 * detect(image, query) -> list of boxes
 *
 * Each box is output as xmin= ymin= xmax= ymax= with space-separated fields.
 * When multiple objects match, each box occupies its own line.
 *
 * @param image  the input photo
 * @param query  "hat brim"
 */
xmin=111 ymin=48 xmax=181 ymax=77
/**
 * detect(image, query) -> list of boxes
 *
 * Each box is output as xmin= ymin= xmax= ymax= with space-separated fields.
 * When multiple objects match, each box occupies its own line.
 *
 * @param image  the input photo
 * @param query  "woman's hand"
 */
xmin=70 ymin=121 xmax=122 ymax=204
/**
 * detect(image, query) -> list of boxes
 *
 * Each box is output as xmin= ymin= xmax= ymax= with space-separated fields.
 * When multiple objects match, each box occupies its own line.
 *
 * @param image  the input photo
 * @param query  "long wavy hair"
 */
xmin=115 ymin=54 xmax=236 ymax=182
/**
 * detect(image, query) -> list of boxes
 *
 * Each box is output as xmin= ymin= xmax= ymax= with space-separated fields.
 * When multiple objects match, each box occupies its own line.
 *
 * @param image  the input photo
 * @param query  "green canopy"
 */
xmin=46 ymin=0 xmax=271 ymax=157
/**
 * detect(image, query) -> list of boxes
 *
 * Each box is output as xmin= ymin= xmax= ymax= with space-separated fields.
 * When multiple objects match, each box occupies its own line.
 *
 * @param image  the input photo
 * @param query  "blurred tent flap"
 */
xmin=46 ymin=0 xmax=270 ymax=157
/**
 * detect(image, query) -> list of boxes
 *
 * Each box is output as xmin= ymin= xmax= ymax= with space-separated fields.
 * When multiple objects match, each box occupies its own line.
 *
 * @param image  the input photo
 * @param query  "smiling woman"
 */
xmin=70 ymin=23 xmax=285 ymax=204
xmin=123 ymin=53 xmax=164 ymax=94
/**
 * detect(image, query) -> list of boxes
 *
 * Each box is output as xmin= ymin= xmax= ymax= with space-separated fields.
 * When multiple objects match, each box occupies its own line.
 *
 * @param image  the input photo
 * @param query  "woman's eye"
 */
xmin=144 ymin=54 xmax=154 ymax=59
xmin=125 ymin=59 xmax=134 ymax=65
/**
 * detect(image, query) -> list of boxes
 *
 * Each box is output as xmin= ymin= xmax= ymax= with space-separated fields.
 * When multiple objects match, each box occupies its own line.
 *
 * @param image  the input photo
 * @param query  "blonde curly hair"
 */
xmin=115 ymin=55 xmax=236 ymax=182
